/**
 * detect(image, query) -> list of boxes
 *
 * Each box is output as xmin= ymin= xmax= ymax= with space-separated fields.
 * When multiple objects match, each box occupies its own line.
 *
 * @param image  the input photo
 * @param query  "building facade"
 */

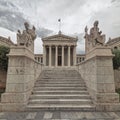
xmin=0 ymin=36 xmax=15 ymax=47
xmin=42 ymin=32 xmax=77 ymax=67
xmin=34 ymin=32 xmax=85 ymax=66
xmin=106 ymin=37 xmax=120 ymax=50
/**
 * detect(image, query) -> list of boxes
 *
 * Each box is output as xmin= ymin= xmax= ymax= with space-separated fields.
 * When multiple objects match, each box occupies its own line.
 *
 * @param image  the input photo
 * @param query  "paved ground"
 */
xmin=0 ymin=111 xmax=120 ymax=120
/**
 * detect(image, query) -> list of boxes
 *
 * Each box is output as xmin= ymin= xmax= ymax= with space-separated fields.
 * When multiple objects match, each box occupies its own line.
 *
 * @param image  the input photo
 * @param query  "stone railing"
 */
xmin=34 ymin=61 xmax=43 ymax=81
xmin=76 ymin=46 xmax=120 ymax=111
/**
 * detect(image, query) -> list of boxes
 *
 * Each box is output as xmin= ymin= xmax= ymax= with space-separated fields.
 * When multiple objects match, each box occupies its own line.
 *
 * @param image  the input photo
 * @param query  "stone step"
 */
xmin=43 ymin=72 xmax=80 ymax=75
xmin=27 ymin=69 xmax=94 ymax=111
xmin=43 ymin=70 xmax=78 ymax=73
xmin=42 ymin=76 xmax=81 ymax=78
xmin=29 ymin=99 xmax=92 ymax=104
xmin=32 ymin=90 xmax=89 ymax=95
xmin=26 ymin=104 xmax=95 ymax=111
xmin=30 ymin=94 xmax=91 ymax=99
xmin=34 ymin=83 xmax=86 ymax=87
xmin=33 ymin=86 xmax=87 ymax=90
xmin=38 ymin=79 xmax=83 ymax=82
xmin=42 ymin=77 xmax=81 ymax=79
xmin=36 ymin=82 xmax=85 ymax=84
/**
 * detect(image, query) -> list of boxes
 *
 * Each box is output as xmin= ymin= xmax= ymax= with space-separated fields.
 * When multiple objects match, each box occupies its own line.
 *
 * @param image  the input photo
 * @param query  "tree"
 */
xmin=112 ymin=49 xmax=120 ymax=69
xmin=0 ymin=46 xmax=10 ymax=71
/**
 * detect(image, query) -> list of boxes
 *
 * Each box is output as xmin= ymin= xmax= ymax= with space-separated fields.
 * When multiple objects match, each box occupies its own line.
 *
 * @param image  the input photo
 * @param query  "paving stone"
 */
xmin=92 ymin=112 xmax=112 ymax=119
xmin=107 ymin=112 xmax=120 ymax=119
xmin=26 ymin=112 xmax=37 ymax=119
xmin=84 ymin=112 xmax=95 ymax=119
xmin=43 ymin=112 xmax=53 ymax=119
xmin=34 ymin=112 xmax=44 ymax=120
xmin=0 ymin=112 xmax=120 ymax=120
xmin=61 ymin=112 xmax=78 ymax=119
xmin=5 ymin=112 xmax=27 ymax=120
xmin=52 ymin=112 xmax=61 ymax=119
xmin=114 ymin=112 xmax=120 ymax=118
xmin=75 ymin=112 xmax=86 ymax=119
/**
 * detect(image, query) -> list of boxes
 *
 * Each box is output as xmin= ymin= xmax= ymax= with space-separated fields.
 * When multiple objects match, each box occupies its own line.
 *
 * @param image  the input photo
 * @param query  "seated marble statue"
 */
xmin=17 ymin=22 xmax=36 ymax=47
xmin=89 ymin=20 xmax=105 ymax=46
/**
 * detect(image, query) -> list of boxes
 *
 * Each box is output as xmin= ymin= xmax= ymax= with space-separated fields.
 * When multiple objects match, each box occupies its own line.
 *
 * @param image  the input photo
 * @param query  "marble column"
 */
xmin=68 ymin=46 xmax=70 ymax=66
xmin=73 ymin=45 xmax=76 ymax=65
xmin=49 ymin=46 xmax=51 ymax=67
xmin=62 ymin=46 xmax=64 ymax=66
xmin=55 ymin=46 xmax=58 ymax=67
xmin=43 ymin=45 xmax=46 ymax=65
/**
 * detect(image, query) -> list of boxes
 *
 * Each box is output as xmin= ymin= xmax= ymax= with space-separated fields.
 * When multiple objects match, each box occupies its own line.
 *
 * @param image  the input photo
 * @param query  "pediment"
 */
xmin=42 ymin=33 xmax=77 ymax=41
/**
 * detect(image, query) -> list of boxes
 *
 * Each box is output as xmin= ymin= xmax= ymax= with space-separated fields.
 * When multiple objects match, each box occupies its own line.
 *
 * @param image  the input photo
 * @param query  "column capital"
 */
xmin=43 ymin=44 xmax=46 ymax=47
xmin=68 ymin=45 xmax=71 ymax=47
xmin=49 ymin=45 xmax=52 ymax=47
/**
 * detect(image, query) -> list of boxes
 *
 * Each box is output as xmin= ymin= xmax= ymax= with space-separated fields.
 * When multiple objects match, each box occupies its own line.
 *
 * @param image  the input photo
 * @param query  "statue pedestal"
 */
xmin=78 ymin=46 xmax=120 ymax=111
xmin=1 ymin=46 xmax=35 ymax=111
xmin=87 ymin=46 xmax=120 ymax=111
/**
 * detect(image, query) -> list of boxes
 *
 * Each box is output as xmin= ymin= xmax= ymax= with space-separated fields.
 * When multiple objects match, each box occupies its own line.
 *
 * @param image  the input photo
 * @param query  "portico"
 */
xmin=42 ymin=32 xmax=77 ymax=67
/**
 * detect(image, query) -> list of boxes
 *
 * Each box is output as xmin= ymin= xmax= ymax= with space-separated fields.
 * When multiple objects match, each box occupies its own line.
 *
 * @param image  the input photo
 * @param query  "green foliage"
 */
xmin=116 ymin=88 xmax=120 ymax=94
xmin=112 ymin=49 xmax=120 ymax=69
xmin=0 ymin=45 xmax=10 ymax=71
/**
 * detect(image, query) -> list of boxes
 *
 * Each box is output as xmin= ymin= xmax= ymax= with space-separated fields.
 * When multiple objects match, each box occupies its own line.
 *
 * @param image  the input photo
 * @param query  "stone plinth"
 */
xmin=77 ymin=46 xmax=120 ymax=111
xmin=1 ymin=46 xmax=35 ymax=111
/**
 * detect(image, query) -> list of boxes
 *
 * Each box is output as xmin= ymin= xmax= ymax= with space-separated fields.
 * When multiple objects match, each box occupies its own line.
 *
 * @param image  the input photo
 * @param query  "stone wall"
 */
xmin=34 ymin=61 xmax=43 ymax=81
xmin=77 ymin=47 xmax=120 ymax=111
xmin=114 ymin=70 xmax=120 ymax=89
xmin=77 ymin=57 xmax=97 ymax=102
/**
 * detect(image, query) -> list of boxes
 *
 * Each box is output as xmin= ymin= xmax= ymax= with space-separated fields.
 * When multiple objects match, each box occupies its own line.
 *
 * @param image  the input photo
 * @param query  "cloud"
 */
xmin=87 ymin=1 xmax=120 ymax=40
xmin=34 ymin=37 xmax=43 ymax=54
xmin=0 ymin=27 xmax=16 ymax=43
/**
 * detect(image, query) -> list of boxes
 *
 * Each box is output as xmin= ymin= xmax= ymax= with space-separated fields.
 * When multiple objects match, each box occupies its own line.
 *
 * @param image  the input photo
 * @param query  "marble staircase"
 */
xmin=26 ymin=69 xmax=95 ymax=111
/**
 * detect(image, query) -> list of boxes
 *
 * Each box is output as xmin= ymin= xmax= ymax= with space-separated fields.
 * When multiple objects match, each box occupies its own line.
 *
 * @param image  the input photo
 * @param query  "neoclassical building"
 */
xmin=0 ymin=36 xmax=15 ymax=47
xmin=42 ymin=31 xmax=77 ymax=67
xmin=1 ymin=34 xmax=120 ymax=67
xmin=106 ymin=37 xmax=120 ymax=50
xmin=35 ymin=32 xmax=85 ymax=66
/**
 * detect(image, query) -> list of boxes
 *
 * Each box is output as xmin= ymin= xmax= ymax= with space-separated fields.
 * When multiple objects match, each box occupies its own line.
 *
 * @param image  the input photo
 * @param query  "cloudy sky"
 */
xmin=0 ymin=0 xmax=120 ymax=54
xmin=11 ymin=0 xmax=120 ymax=36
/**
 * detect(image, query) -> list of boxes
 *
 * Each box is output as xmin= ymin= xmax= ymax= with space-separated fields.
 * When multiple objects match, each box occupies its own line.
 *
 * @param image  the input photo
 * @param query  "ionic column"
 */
xmin=73 ymin=45 xmax=76 ymax=65
xmin=49 ymin=46 xmax=51 ymax=67
xmin=55 ymin=46 xmax=58 ymax=67
xmin=68 ymin=46 xmax=71 ymax=66
xmin=43 ymin=45 xmax=46 ymax=65
xmin=62 ymin=46 xmax=64 ymax=66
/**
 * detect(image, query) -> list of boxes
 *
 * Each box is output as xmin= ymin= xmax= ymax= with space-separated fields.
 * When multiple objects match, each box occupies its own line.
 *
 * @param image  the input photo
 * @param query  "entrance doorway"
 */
xmin=58 ymin=56 xmax=62 ymax=66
